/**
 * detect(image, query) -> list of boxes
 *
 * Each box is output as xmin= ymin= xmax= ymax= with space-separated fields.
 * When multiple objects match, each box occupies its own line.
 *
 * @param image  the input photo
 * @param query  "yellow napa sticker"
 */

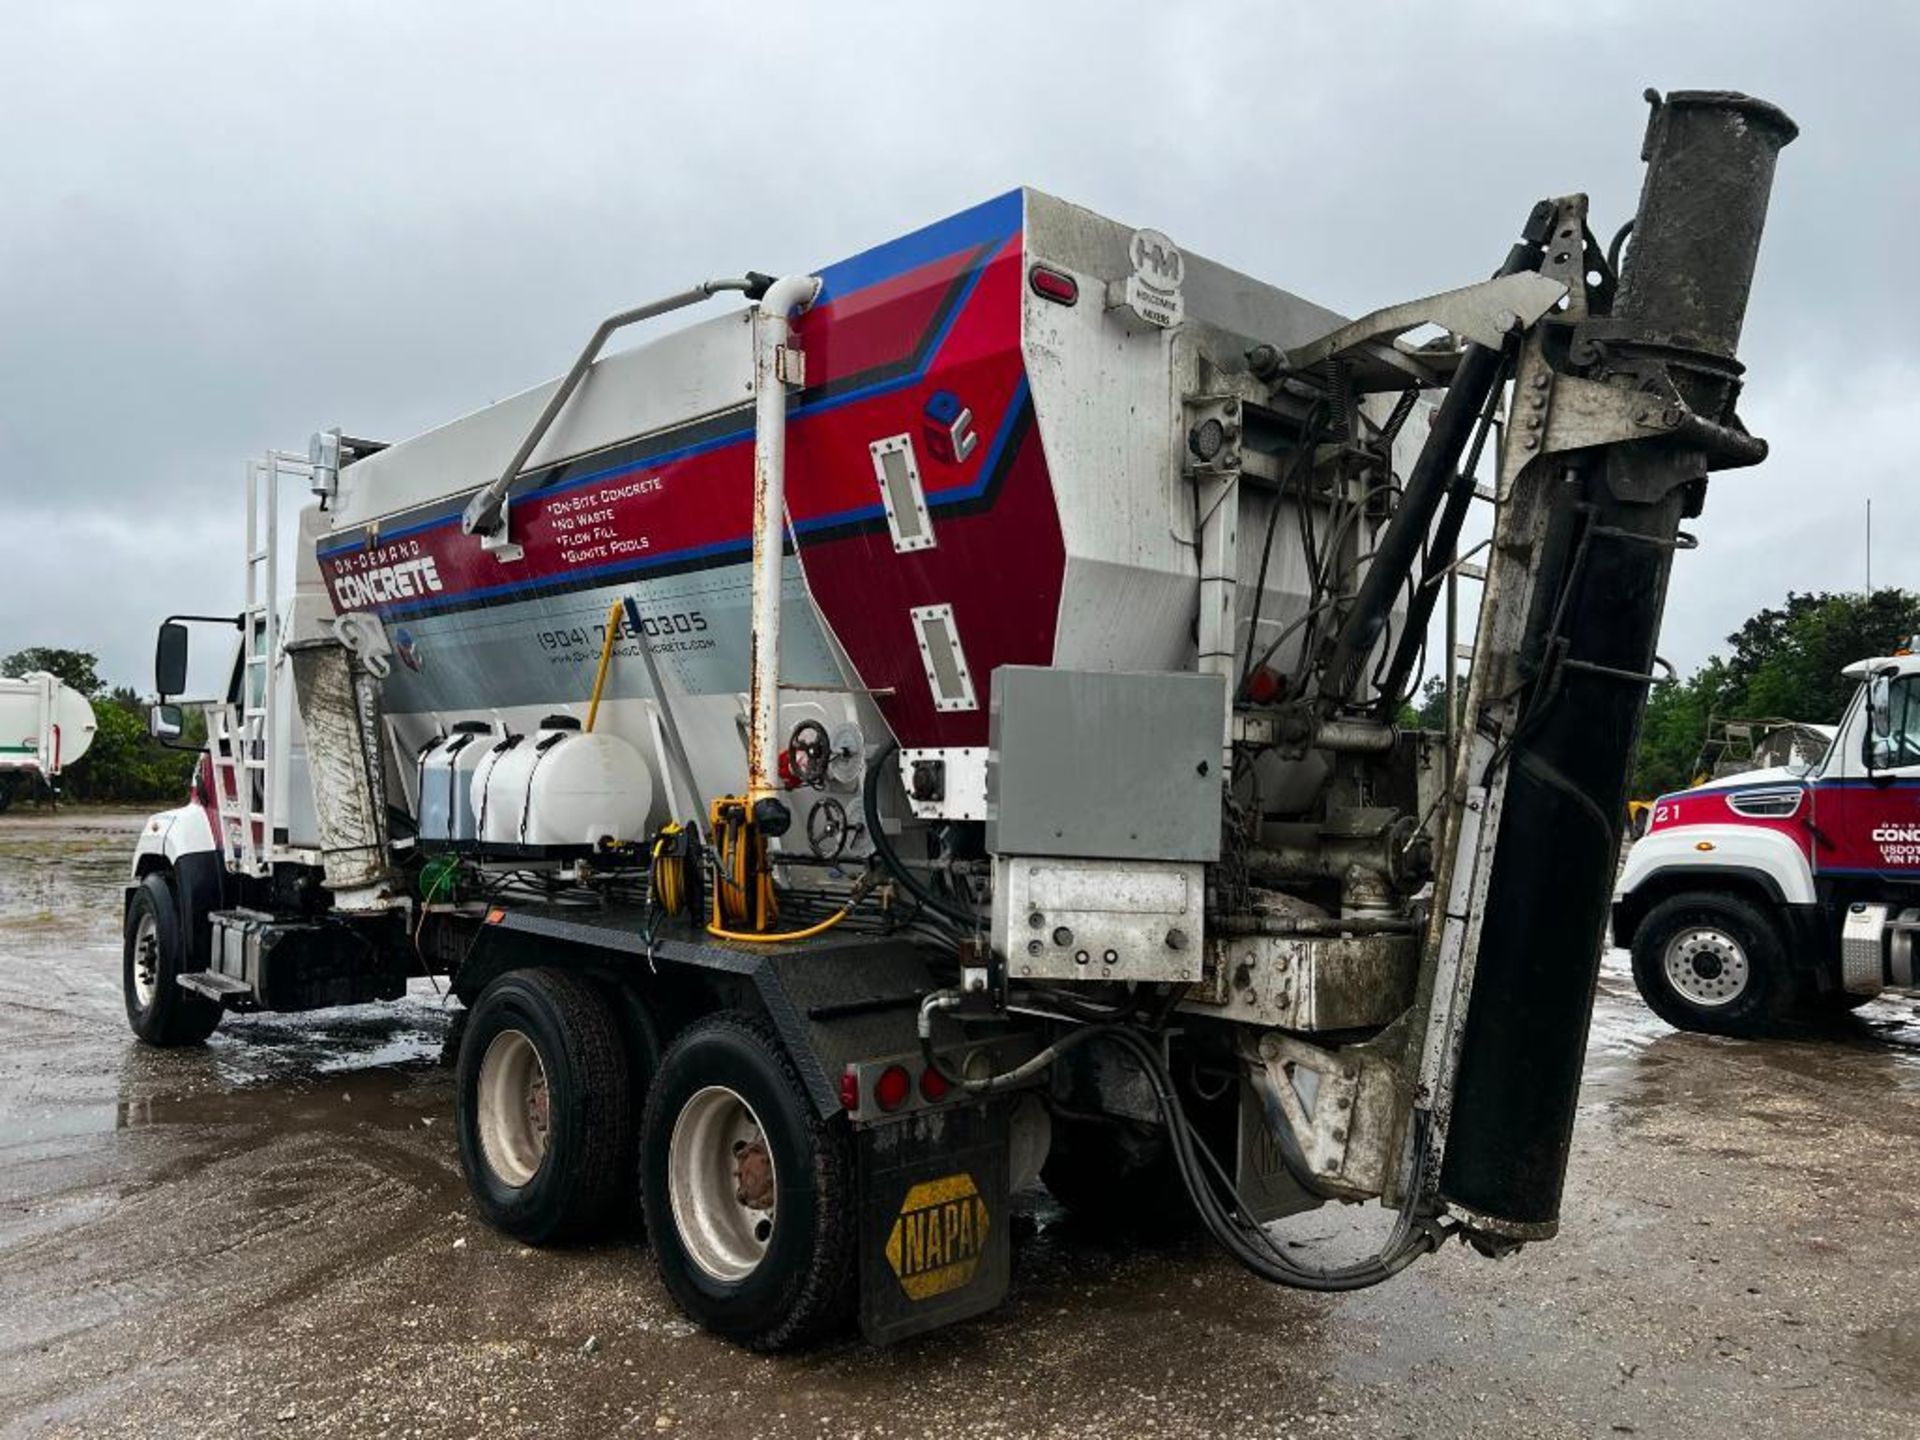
xmin=884 ymin=1172 xmax=990 ymax=1300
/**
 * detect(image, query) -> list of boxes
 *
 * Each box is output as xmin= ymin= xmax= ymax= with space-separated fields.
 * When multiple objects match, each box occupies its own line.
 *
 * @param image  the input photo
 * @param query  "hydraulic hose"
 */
xmin=863 ymin=743 xmax=977 ymax=929
xmin=1315 ymin=216 xmax=1548 ymax=710
xmin=706 ymin=907 xmax=853 ymax=944
xmin=916 ymin=992 xmax=1440 ymax=1291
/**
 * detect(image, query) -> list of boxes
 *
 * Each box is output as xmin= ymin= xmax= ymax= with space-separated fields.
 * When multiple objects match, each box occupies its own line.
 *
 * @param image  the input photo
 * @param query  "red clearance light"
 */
xmin=838 ymin=1068 xmax=860 ymax=1111
xmin=874 ymin=1064 xmax=912 ymax=1112
xmin=919 ymin=1064 xmax=950 ymax=1103
xmin=1245 ymin=666 xmax=1285 ymax=705
xmin=1028 ymin=264 xmax=1078 ymax=306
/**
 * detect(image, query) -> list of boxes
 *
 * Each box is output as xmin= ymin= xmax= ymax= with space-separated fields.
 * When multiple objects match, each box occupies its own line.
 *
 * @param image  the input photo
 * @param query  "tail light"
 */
xmin=874 ymin=1064 xmax=912 ymax=1112
xmin=1028 ymin=264 xmax=1078 ymax=306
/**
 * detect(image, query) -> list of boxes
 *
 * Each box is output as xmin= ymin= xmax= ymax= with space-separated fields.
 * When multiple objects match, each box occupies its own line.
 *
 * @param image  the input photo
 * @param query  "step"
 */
xmin=177 ymin=971 xmax=253 ymax=1000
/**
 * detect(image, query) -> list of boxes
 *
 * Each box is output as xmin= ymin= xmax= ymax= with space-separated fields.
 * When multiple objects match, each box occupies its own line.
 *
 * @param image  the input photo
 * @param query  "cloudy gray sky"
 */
xmin=1 ymin=2 xmax=1912 ymax=692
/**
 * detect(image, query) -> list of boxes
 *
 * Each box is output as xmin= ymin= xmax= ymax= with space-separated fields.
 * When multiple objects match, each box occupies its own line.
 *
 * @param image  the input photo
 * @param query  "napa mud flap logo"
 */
xmin=884 ymin=1172 xmax=990 ymax=1301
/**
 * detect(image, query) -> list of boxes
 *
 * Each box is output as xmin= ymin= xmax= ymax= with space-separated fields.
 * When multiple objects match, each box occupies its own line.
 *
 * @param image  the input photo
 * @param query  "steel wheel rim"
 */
xmin=1664 ymin=926 xmax=1751 ymax=1008
xmin=667 ymin=1085 xmax=777 ymax=1282
xmin=132 ymin=911 xmax=159 ymax=1009
xmin=477 ymin=1028 xmax=550 ymax=1188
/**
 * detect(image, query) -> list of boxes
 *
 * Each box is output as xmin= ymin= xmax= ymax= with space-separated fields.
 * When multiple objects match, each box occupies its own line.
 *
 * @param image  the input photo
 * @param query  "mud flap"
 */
xmin=857 ymin=1102 xmax=1010 ymax=1344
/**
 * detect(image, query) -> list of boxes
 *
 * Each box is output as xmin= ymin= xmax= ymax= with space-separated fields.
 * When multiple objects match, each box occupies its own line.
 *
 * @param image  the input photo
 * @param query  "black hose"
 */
xmin=1316 ymin=220 xmax=1547 ymax=709
xmin=1095 ymin=1025 xmax=1435 ymax=1291
xmin=1371 ymin=351 xmax=1511 ymax=714
xmin=919 ymin=1004 xmax=1438 ymax=1291
xmin=863 ymin=743 xmax=976 ymax=929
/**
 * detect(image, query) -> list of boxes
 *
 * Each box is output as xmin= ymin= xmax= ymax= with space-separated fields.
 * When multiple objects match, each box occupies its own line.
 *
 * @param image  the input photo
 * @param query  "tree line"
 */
xmin=1411 ymin=589 xmax=1919 ymax=801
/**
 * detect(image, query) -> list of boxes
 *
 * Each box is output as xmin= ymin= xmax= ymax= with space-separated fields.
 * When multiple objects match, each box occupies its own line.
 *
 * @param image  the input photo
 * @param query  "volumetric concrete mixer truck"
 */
xmin=125 ymin=90 xmax=1795 ymax=1348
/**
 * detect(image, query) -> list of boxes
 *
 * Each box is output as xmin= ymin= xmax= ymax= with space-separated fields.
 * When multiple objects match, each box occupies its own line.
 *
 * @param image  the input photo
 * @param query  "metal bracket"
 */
xmin=1538 ymin=373 xmax=1682 ymax=455
xmin=774 ymin=343 xmax=806 ymax=388
xmin=477 ymin=495 xmax=524 ymax=562
xmin=1249 ymin=1031 xmax=1397 ymax=1200
xmin=1283 ymin=271 xmax=1569 ymax=390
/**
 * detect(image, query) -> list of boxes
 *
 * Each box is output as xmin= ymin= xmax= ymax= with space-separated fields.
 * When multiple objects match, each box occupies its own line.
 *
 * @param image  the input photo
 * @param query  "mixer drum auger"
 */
xmin=1433 ymin=92 xmax=1798 ymax=1236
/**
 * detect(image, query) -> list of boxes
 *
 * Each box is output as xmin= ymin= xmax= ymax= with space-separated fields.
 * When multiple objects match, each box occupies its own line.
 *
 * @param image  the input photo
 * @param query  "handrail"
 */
xmin=460 ymin=273 xmax=775 ymax=541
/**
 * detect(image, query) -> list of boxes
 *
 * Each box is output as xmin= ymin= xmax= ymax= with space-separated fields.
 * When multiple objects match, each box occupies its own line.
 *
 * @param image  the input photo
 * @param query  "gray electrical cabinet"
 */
xmin=986 ymin=667 xmax=1224 ymax=862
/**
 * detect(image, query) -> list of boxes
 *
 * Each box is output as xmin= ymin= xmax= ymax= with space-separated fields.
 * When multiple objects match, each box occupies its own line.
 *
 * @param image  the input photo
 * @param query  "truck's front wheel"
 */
xmin=640 ymin=1013 xmax=856 ymax=1351
xmin=1630 ymin=891 xmax=1793 ymax=1037
xmin=123 ymin=873 xmax=222 ymax=1046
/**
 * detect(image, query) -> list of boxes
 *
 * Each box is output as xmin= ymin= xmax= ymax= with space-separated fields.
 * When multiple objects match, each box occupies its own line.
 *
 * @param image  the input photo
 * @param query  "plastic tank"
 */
xmin=471 ymin=716 xmax=653 ymax=848
xmin=418 ymin=721 xmax=495 ymax=844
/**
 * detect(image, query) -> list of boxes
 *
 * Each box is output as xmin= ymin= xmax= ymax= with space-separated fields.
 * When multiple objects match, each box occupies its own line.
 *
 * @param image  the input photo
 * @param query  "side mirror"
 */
xmin=155 ymin=622 xmax=190 ymax=699
xmin=148 ymin=703 xmax=184 ymax=743
xmin=1866 ymin=672 xmax=1896 ymax=772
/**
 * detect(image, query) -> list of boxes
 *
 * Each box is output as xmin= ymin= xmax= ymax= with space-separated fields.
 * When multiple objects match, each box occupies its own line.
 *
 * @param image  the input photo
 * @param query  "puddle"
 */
xmin=205 ymin=989 xmax=453 ymax=1085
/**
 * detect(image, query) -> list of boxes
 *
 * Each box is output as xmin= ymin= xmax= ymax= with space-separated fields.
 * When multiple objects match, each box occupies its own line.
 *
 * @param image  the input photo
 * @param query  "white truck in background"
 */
xmin=1617 ymin=654 xmax=1920 ymax=1033
xmin=0 ymin=672 xmax=96 ymax=811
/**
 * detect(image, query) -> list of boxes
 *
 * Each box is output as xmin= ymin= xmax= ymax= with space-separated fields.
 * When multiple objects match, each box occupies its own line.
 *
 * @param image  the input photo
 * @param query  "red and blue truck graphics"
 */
xmin=316 ymin=191 xmax=1063 ymax=750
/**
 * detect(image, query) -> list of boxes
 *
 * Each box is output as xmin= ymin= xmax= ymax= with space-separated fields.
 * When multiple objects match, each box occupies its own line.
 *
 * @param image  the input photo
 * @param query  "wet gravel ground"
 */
xmin=4 ymin=810 xmax=1920 ymax=1438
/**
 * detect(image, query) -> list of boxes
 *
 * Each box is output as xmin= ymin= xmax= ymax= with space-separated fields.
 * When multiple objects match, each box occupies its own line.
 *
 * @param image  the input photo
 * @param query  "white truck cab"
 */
xmin=1615 ymin=652 xmax=1920 ymax=1033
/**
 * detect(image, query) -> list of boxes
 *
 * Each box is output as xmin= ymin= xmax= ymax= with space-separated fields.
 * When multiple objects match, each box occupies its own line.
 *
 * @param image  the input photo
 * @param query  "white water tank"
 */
xmin=0 ymin=672 xmax=97 ymax=780
xmin=471 ymin=716 xmax=653 ymax=849
xmin=417 ymin=721 xmax=495 ymax=844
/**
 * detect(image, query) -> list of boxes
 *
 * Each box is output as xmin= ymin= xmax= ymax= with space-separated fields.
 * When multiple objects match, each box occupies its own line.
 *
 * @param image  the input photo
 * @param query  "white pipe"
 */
xmin=1194 ymin=470 xmax=1240 ymax=772
xmin=747 ymin=274 xmax=822 ymax=802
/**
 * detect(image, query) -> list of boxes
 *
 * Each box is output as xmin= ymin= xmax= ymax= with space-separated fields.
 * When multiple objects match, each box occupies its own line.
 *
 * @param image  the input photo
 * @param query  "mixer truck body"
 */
xmin=124 ymin=91 xmax=1796 ymax=1348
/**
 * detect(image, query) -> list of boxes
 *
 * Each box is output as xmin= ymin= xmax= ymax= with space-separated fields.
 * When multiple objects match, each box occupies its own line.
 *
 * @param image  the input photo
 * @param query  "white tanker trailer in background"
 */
xmin=0 ymin=671 xmax=96 ymax=811
xmin=125 ymin=91 xmax=1795 ymax=1348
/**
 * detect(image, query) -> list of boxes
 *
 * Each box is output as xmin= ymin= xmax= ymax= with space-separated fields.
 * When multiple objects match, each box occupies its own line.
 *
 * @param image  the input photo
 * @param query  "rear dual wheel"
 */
xmin=456 ymin=968 xmax=636 ymax=1245
xmin=456 ymin=982 xmax=854 ymax=1349
xmin=641 ymin=1014 xmax=857 ymax=1350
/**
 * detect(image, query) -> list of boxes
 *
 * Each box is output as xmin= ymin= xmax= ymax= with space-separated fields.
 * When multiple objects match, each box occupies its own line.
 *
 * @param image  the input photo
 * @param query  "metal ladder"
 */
xmin=210 ymin=451 xmax=311 ymax=876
